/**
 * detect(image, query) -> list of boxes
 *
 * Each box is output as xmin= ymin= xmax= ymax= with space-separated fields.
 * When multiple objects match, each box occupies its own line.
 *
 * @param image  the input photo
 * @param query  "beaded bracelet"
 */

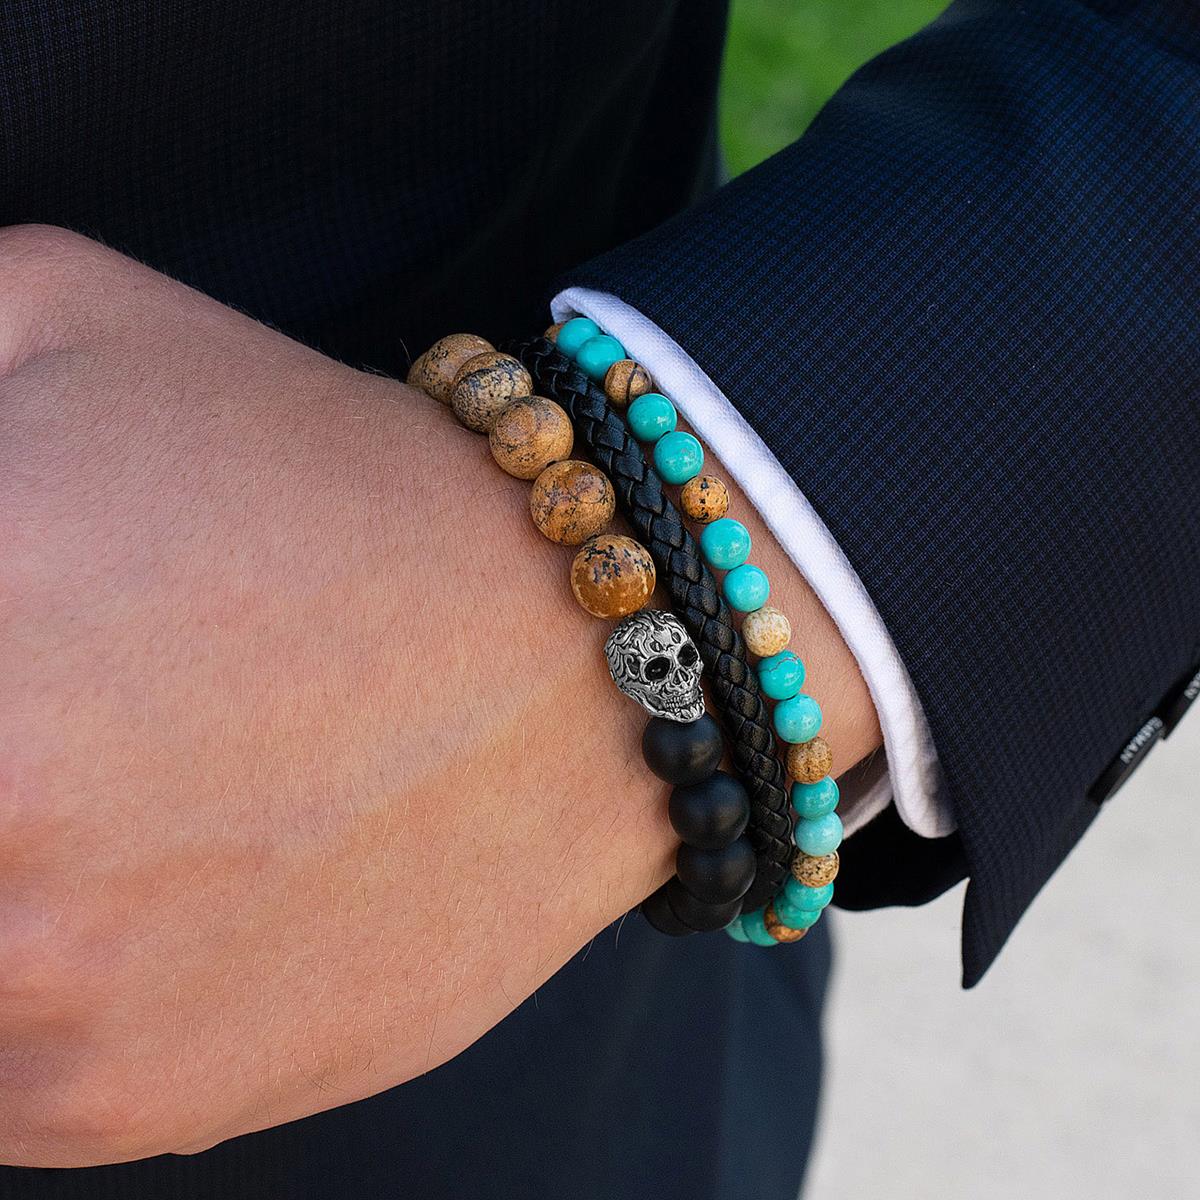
xmin=507 ymin=334 xmax=796 ymax=917
xmin=407 ymin=334 xmax=759 ymax=934
xmin=548 ymin=317 xmax=843 ymax=947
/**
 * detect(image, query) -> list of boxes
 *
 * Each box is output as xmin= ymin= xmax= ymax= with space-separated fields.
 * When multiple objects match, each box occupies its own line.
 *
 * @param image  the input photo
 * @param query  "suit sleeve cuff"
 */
xmin=551 ymin=285 xmax=955 ymax=840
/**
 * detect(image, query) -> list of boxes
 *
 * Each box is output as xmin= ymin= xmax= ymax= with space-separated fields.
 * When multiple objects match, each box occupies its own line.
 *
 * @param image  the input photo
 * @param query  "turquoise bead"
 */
xmin=627 ymin=392 xmax=677 ymax=441
xmin=791 ymin=776 xmax=840 ymax=819
xmin=654 ymin=430 xmax=704 ymax=484
xmin=773 ymin=692 xmax=822 ymax=743
xmin=700 ymin=517 xmax=751 ymax=571
xmin=773 ymin=901 xmax=824 ymax=931
xmin=576 ymin=334 xmax=627 ymax=381
xmin=795 ymin=811 xmax=843 ymax=857
xmin=782 ymin=877 xmax=834 ymax=912
xmin=740 ymin=909 xmax=779 ymax=947
xmin=723 ymin=563 xmax=769 ymax=612
xmin=759 ymin=650 xmax=805 ymax=700
xmin=724 ymin=917 xmax=751 ymax=943
xmin=556 ymin=317 xmax=600 ymax=358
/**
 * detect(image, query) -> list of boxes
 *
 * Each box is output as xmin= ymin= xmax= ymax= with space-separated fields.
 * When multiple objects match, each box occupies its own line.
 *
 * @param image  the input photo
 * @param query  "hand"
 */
xmin=0 ymin=226 xmax=879 ymax=1166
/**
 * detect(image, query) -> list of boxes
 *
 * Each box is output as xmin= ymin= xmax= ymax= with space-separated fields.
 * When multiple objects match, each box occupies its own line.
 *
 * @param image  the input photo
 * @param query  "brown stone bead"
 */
xmin=570 ymin=534 xmax=656 ymax=619
xmin=530 ymin=460 xmax=616 ymax=545
xmin=680 ymin=474 xmax=730 ymax=525
xmin=407 ymin=333 xmax=494 ymax=403
xmin=603 ymin=359 xmax=653 ymax=408
xmin=786 ymin=736 xmax=833 ymax=784
xmin=450 ymin=352 xmax=533 ymax=433
xmin=544 ymin=321 xmax=565 ymax=343
xmin=742 ymin=605 xmax=791 ymax=657
xmin=764 ymin=903 xmax=809 ymax=943
xmin=791 ymin=850 xmax=839 ymax=889
xmin=489 ymin=397 xmax=574 ymax=480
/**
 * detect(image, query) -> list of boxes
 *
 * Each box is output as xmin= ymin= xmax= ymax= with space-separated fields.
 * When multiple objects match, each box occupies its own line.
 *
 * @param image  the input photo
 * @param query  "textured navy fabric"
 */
xmin=0 ymin=0 xmax=725 ymax=368
xmin=567 ymin=0 xmax=1200 ymax=987
xmin=4 ymin=919 xmax=831 ymax=1200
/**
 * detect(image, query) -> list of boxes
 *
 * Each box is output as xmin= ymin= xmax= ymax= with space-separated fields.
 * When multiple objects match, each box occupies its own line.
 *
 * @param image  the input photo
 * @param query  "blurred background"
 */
xmin=718 ymin=4 xmax=1200 ymax=1198
xmin=720 ymin=0 xmax=944 ymax=174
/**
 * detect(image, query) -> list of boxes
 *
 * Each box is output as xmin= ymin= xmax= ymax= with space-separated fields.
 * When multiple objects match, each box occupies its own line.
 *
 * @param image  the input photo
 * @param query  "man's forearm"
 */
xmin=0 ymin=226 xmax=879 ymax=1165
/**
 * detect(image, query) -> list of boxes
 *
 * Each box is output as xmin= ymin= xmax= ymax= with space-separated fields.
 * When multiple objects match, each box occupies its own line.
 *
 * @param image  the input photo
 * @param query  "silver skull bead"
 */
xmin=604 ymin=610 xmax=704 ymax=723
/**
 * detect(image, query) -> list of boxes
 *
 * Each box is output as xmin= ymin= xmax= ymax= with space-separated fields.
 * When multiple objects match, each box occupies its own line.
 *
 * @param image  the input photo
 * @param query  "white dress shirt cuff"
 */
xmin=551 ymin=286 xmax=955 ymax=840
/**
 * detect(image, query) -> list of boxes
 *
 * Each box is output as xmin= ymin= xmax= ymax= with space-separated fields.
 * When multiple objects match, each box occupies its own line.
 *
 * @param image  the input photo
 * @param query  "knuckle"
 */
xmin=0 ymin=224 xmax=103 ymax=302
xmin=0 ymin=924 xmax=71 ymax=1005
xmin=0 ymin=224 xmax=109 ymax=373
xmin=0 ymin=761 xmax=58 ymax=870
xmin=0 ymin=222 xmax=93 ymax=262
xmin=0 ymin=910 xmax=83 ymax=1020
xmin=32 ymin=1075 xmax=152 ymax=1163
xmin=0 ymin=1048 xmax=152 ymax=1167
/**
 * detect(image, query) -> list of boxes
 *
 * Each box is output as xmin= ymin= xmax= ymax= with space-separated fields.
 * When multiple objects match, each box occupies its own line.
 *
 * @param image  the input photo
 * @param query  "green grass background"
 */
xmin=719 ymin=0 xmax=947 ymax=174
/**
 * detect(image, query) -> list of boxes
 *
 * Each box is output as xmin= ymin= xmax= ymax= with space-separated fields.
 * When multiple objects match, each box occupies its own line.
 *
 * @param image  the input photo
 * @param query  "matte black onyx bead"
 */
xmin=676 ymin=837 xmax=757 ymax=905
xmin=663 ymin=878 xmax=744 ymax=932
xmin=641 ymin=884 xmax=696 ymax=936
xmin=669 ymin=770 xmax=750 ymax=850
xmin=641 ymin=714 xmax=723 ymax=786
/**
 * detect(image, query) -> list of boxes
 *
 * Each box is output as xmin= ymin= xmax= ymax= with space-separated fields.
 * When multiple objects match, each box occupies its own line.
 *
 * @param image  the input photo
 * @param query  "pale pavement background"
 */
xmin=804 ymin=718 xmax=1199 ymax=1199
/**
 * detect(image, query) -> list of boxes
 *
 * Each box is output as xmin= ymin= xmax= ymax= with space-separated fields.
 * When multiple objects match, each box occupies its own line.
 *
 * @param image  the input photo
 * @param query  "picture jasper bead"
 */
xmin=764 ymin=903 xmax=809 ymax=943
xmin=570 ymin=533 xmax=655 ymax=618
xmin=531 ymin=460 xmax=616 ymax=545
xmin=450 ymin=351 xmax=533 ymax=433
xmin=603 ymin=359 xmax=654 ymax=408
xmin=791 ymin=851 xmax=839 ymax=888
xmin=680 ymin=474 xmax=730 ymax=524
xmin=489 ymin=396 xmax=574 ymax=479
xmin=408 ymin=333 xmax=495 ymax=404
xmin=544 ymin=321 xmax=565 ymax=343
xmin=742 ymin=605 xmax=791 ymax=657
xmin=786 ymin=736 xmax=833 ymax=783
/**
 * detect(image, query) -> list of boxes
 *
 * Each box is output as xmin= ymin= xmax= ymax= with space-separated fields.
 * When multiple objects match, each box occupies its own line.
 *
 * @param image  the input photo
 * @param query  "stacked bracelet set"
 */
xmin=406 ymin=321 xmax=842 ymax=945
xmin=543 ymin=318 xmax=842 ymax=946
xmin=504 ymin=335 xmax=796 ymax=920
xmin=407 ymin=335 xmax=758 ymax=934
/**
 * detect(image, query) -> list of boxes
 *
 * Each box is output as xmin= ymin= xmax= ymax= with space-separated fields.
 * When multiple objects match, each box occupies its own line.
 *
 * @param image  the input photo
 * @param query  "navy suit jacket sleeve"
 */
xmin=563 ymin=0 xmax=1200 ymax=984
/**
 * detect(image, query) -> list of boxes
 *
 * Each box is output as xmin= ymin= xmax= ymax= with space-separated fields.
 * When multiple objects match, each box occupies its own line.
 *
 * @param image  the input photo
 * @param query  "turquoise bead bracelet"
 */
xmin=699 ymin=518 xmax=751 ymax=570
xmin=576 ymin=334 xmax=627 ymax=382
xmin=555 ymin=315 xmax=843 ymax=945
xmin=627 ymin=392 xmax=677 ymax=440
xmin=654 ymin=430 xmax=705 ymax=485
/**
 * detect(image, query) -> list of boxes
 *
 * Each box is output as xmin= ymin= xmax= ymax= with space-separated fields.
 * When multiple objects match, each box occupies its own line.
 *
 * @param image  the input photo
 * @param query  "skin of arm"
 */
xmin=0 ymin=225 xmax=880 ymax=1167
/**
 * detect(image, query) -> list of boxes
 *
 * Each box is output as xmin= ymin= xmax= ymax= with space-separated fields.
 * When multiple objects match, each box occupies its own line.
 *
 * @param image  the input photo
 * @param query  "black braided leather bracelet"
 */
xmin=506 ymin=335 xmax=795 ymax=913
